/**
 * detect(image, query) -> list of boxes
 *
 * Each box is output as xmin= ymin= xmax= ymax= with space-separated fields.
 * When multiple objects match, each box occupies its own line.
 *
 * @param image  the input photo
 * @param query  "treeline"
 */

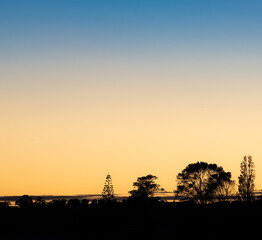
xmin=0 ymin=155 xmax=260 ymax=209
xmin=0 ymin=155 xmax=260 ymax=208
xmin=0 ymin=156 xmax=261 ymax=239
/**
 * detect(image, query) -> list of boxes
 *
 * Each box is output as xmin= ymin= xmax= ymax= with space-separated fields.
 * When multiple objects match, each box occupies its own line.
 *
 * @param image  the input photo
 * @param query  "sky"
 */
xmin=0 ymin=0 xmax=262 ymax=196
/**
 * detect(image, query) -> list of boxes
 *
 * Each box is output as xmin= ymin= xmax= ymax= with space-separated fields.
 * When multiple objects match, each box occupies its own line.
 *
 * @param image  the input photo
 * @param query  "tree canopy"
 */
xmin=175 ymin=162 xmax=234 ymax=204
xmin=129 ymin=174 xmax=163 ymax=200
xmin=15 ymin=195 xmax=33 ymax=208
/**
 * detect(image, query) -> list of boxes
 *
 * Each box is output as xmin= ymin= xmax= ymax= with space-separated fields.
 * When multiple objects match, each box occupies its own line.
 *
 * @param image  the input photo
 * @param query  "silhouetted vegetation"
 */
xmin=127 ymin=174 xmax=164 ymax=205
xmin=1 ymin=196 xmax=262 ymax=239
xmin=102 ymin=174 xmax=116 ymax=203
xmin=175 ymin=162 xmax=235 ymax=203
xmin=238 ymin=155 xmax=255 ymax=202
xmin=129 ymin=174 xmax=163 ymax=198
xmin=0 ymin=201 xmax=10 ymax=208
xmin=0 ymin=156 xmax=261 ymax=239
xmin=15 ymin=195 xmax=33 ymax=208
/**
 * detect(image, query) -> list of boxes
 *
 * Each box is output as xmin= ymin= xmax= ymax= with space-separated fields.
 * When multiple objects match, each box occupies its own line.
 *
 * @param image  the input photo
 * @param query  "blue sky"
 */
xmin=1 ymin=0 xmax=261 ymax=90
xmin=1 ymin=0 xmax=262 ymax=60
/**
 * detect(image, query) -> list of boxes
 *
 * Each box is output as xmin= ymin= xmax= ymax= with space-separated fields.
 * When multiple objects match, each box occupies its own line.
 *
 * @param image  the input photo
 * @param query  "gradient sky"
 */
xmin=1 ymin=0 xmax=262 ymax=196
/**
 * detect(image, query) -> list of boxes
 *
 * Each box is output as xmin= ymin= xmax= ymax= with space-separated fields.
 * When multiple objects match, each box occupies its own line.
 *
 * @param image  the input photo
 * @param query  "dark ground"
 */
xmin=0 ymin=201 xmax=261 ymax=240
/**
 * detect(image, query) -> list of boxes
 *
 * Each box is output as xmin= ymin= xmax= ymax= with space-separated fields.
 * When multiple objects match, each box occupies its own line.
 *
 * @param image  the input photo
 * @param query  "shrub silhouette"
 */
xmin=16 ymin=195 xmax=33 ymax=208
xmin=67 ymin=198 xmax=81 ymax=208
xmin=34 ymin=197 xmax=46 ymax=206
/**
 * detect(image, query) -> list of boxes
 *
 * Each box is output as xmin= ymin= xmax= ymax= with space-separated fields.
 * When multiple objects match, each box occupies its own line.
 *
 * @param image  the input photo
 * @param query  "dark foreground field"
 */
xmin=0 ymin=201 xmax=261 ymax=240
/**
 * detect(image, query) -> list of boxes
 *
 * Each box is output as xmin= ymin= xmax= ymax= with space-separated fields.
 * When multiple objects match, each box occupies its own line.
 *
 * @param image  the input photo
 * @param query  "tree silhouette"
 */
xmin=49 ymin=199 xmax=67 ymax=208
xmin=238 ymin=155 xmax=255 ymax=202
xmin=213 ymin=172 xmax=235 ymax=201
xmin=175 ymin=162 xmax=233 ymax=204
xmin=34 ymin=197 xmax=46 ymax=206
xmin=16 ymin=195 xmax=33 ymax=208
xmin=67 ymin=198 xmax=81 ymax=208
xmin=81 ymin=199 xmax=89 ymax=207
xmin=129 ymin=174 xmax=163 ymax=199
xmin=0 ymin=201 xmax=10 ymax=208
xmin=102 ymin=174 xmax=116 ymax=202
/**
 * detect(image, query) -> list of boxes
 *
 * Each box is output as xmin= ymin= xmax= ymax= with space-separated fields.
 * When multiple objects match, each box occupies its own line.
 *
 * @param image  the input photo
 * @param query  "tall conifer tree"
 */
xmin=102 ymin=174 xmax=116 ymax=201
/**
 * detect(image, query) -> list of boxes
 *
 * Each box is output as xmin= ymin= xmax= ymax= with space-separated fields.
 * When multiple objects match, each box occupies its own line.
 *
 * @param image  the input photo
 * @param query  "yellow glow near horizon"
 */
xmin=0 ymin=64 xmax=262 ymax=196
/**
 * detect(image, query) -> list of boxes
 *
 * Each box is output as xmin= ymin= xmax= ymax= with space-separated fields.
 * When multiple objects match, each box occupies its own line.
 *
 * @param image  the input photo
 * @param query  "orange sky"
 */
xmin=0 ymin=65 xmax=262 ymax=195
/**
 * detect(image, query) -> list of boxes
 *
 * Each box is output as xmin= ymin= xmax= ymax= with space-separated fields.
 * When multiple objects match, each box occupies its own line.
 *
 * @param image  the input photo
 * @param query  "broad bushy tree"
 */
xmin=129 ymin=174 xmax=163 ymax=200
xmin=175 ymin=162 xmax=234 ymax=204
